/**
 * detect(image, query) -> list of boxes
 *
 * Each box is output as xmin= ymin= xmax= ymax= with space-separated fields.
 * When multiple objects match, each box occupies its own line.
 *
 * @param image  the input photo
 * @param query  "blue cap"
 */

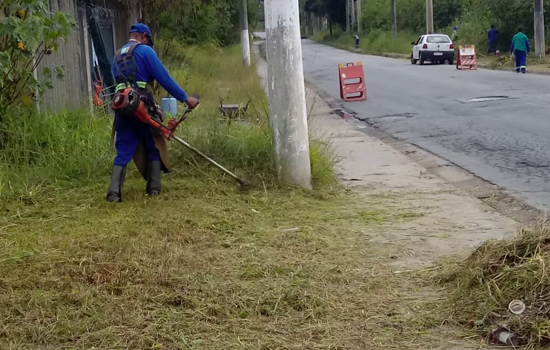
xmin=130 ymin=23 xmax=153 ymax=46
xmin=130 ymin=23 xmax=152 ymax=36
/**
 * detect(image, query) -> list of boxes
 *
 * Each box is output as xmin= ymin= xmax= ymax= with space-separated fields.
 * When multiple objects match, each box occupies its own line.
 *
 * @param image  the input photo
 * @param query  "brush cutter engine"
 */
xmin=112 ymin=87 xmax=171 ymax=139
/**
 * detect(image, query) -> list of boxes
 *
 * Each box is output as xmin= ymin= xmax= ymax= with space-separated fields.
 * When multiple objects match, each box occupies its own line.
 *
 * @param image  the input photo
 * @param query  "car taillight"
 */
xmin=423 ymin=43 xmax=428 ymax=49
xmin=450 ymin=43 xmax=454 ymax=49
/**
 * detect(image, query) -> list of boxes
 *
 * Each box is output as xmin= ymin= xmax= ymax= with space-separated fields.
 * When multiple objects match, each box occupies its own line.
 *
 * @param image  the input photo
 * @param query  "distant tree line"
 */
xmin=302 ymin=0 xmax=550 ymax=49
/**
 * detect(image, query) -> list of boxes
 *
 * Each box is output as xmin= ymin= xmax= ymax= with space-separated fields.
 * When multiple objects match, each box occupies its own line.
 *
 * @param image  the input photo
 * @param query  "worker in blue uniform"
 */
xmin=107 ymin=23 xmax=199 ymax=202
xmin=487 ymin=25 xmax=499 ymax=54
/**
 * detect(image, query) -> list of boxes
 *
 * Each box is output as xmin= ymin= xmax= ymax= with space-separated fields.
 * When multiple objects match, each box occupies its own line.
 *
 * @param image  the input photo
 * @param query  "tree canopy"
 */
xmin=140 ymin=0 xmax=262 ymax=46
xmin=302 ymin=0 xmax=550 ymax=47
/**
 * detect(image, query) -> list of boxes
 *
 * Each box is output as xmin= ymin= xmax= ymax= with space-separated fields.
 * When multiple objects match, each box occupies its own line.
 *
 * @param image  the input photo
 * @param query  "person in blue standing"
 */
xmin=487 ymin=25 xmax=499 ymax=54
xmin=510 ymin=27 xmax=530 ymax=74
xmin=451 ymin=26 xmax=459 ymax=42
xmin=107 ymin=23 xmax=199 ymax=202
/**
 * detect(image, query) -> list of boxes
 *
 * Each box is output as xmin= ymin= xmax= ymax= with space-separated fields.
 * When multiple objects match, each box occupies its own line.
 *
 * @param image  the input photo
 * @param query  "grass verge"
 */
xmin=312 ymin=29 xmax=414 ymax=57
xmin=438 ymin=225 xmax=550 ymax=347
xmin=0 ymin=43 xmax=335 ymax=202
xmin=477 ymin=53 xmax=550 ymax=75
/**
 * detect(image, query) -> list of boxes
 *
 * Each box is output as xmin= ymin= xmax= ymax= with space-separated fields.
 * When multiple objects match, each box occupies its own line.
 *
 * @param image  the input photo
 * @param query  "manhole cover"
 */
xmin=464 ymin=96 xmax=510 ymax=103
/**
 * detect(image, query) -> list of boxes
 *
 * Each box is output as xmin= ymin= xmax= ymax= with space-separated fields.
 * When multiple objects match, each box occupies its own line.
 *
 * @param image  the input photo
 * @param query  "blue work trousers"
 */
xmin=488 ymin=41 xmax=497 ymax=54
xmin=514 ymin=50 xmax=527 ymax=73
xmin=113 ymin=114 xmax=160 ymax=166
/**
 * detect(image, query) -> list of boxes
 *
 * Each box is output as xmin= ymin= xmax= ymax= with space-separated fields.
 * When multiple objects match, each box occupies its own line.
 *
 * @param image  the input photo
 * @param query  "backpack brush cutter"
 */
xmin=112 ymin=87 xmax=248 ymax=188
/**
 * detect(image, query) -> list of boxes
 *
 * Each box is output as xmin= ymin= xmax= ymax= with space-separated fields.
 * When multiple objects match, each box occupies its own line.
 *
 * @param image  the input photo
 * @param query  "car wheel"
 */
xmin=419 ymin=53 xmax=425 ymax=65
xmin=411 ymin=53 xmax=418 ymax=65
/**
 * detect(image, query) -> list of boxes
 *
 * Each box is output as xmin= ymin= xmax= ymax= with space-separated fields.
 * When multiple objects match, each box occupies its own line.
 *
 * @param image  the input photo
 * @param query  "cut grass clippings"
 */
xmin=0 ymin=177 xmax=445 ymax=349
xmin=0 ymin=41 xmax=480 ymax=350
xmin=477 ymin=53 xmax=550 ymax=76
xmin=0 ymin=39 xmax=450 ymax=346
xmin=438 ymin=225 xmax=550 ymax=347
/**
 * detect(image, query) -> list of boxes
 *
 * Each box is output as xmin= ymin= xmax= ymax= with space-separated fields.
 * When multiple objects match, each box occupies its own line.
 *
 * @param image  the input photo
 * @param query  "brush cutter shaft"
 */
xmin=113 ymin=89 xmax=246 ymax=187
xmin=171 ymin=135 xmax=246 ymax=186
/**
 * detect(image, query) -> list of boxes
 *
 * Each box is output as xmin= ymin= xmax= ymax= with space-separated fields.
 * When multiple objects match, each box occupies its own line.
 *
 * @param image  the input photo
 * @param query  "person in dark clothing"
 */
xmin=488 ymin=25 xmax=499 ymax=54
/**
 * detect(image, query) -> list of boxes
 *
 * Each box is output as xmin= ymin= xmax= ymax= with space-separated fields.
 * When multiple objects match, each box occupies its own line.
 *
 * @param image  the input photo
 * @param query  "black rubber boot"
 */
xmin=107 ymin=165 xmax=126 ymax=202
xmin=146 ymin=160 xmax=161 ymax=197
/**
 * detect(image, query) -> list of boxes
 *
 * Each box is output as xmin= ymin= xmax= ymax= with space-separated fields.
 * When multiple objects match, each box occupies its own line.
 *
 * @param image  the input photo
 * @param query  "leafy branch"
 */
xmin=0 ymin=0 xmax=75 ymax=119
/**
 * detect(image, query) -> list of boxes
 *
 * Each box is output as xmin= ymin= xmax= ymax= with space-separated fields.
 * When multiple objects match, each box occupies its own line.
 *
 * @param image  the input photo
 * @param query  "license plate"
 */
xmin=434 ymin=52 xmax=443 ymax=56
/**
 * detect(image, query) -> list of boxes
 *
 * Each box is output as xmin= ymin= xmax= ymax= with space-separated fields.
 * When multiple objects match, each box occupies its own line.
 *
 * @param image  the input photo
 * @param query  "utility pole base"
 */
xmin=264 ymin=0 xmax=312 ymax=189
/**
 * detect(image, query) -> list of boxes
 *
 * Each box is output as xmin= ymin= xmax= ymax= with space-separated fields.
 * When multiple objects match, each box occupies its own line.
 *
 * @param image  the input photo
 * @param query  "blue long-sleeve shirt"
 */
xmin=112 ymin=41 xmax=188 ymax=103
xmin=488 ymin=28 xmax=499 ymax=43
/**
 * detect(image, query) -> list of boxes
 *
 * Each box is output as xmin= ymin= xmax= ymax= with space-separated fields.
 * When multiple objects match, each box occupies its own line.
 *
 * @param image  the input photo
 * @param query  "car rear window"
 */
xmin=427 ymin=36 xmax=450 ymax=43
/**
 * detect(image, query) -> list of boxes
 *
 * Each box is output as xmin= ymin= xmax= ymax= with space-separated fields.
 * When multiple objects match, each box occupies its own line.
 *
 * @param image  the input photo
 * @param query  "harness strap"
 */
xmin=115 ymin=81 xmax=147 ymax=92
xmin=115 ymin=42 xmax=146 ymax=91
xmin=115 ymin=42 xmax=140 ymax=64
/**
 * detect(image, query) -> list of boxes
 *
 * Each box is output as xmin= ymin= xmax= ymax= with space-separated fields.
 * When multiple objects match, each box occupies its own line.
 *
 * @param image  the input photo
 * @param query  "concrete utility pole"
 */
xmin=351 ymin=0 xmax=355 ymax=32
xmin=391 ymin=0 xmax=397 ymax=38
xmin=264 ymin=0 xmax=312 ymax=189
xmin=308 ymin=12 xmax=313 ymax=37
xmin=346 ymin=0 xmax=350 ymax=32
xmin=534 ymin=0 xmax=546 ymax=58
xmin=357 ymin=0 xmax=362 ymax=34
xmin=239 ymin=0 xmax=251 ymax=66
xmin=426 ymin=0 xmax=434 ymax=34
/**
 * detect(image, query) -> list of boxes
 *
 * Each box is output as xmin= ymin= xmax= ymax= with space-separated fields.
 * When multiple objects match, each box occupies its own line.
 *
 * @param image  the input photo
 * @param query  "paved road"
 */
xmin=301 ymin=40 xmax=550 ymax=211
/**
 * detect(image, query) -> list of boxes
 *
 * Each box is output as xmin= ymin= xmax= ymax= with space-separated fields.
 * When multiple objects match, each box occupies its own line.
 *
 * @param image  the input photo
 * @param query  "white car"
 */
xmin=410 ymin=34 xmax=455 ymax=65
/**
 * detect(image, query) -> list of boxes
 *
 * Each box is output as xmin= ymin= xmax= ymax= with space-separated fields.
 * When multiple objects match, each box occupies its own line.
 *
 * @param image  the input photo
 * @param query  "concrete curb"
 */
xmin=477 ymin=63 xmax=550 ymax=76
xmin=303 ymin=79 xmax=545 ymax=224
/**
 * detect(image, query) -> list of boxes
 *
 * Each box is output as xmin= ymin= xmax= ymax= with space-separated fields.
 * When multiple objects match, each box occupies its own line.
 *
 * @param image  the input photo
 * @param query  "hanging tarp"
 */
xmin=86 ymin=0 xmax=116 ymax=97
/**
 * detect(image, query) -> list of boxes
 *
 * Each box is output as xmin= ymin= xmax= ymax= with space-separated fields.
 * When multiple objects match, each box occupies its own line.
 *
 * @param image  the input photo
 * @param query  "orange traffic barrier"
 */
xmin=338 ymin=62 xmax=367 ymax=102
xmin=456 ymin=45 xmax=477 ymax=70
